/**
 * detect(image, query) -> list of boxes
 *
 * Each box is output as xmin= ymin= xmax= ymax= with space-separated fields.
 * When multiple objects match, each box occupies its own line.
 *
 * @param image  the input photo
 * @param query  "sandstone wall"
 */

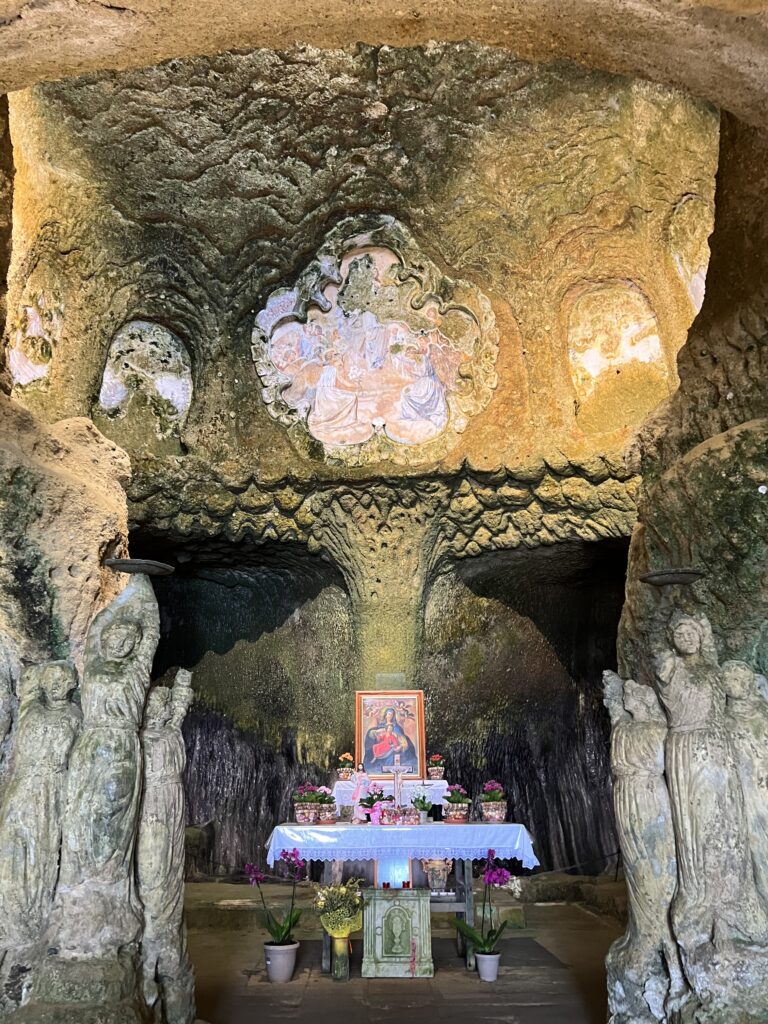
xmin=0 ymin=97 xmax=12 ymax=394
xmin=0 ymin=394 xmax=130 ymax=678
xmin=620 ymin=115 xmax=768 ymax=681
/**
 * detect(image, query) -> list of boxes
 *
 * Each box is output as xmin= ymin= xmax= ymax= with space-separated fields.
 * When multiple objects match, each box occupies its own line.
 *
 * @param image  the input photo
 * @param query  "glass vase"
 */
xmin=331 ymin=936 xmax=350 ymax=981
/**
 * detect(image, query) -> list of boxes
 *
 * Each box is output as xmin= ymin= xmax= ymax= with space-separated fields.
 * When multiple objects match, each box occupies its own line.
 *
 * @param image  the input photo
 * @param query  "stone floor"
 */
xmin=187 ymin=883 xmax=622 ymax=1024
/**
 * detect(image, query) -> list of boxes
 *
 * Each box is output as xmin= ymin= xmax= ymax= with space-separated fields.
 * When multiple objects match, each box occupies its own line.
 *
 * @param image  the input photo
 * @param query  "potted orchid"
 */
xmin=293 ymin=783 xmax=321 ymax=823
xmin=336 ymin=752 xmax=354 ymax=781
xmin=479 ymin=781 xmax=507 ymax=823
xmin=411 ymin=791 xmax=432 ymax=825
xmin=315 ymin=785 xmax=337 ymax=823
xmin=427 ymin=753 xmax=446 ymax=780
xmin=245 ymin=849 xmax=306 ymax=982
xmin=453 ymin=849 xmax=511 ymax=981
xmin=443 ymin=784 xmax=471 ymax=823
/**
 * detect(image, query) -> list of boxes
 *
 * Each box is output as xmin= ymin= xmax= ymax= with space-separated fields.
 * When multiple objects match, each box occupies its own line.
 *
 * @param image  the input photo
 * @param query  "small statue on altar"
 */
xmin=351 ymin=763 xmax=370 ymax=823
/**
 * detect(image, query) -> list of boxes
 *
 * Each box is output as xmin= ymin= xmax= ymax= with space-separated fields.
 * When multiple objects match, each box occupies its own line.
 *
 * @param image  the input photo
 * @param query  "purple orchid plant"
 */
xmin=453 ymin=848 xmax=512 ymax=954
xmin=245 ymin=848 xmax=306 ymax=945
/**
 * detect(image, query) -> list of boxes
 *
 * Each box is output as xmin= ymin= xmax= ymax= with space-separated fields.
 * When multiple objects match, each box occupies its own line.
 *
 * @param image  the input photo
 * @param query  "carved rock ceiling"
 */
xmin=0 ymin=1 xmax=766 ymax=125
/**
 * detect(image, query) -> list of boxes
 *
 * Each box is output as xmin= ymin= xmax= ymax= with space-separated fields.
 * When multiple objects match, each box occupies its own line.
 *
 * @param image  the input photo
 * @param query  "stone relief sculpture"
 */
xmin=0 ymin=661 xmax=80 ymax=1008
xmin=252 ymin=216 xmax=499 ymax=466
xmin=723 ymin=660 xmax=768 ymax=908
xmin=44 ymin=574 xmax=160 ymax=967
xmin=137 ymin=670 xmax=195 ymax=1024
xmin=95 ymin=320 xmax=193 ymax=440
xmin=602 ymin=671 xmax=684 ymax=1023
xmin=654 ymin=613 xmax=767 ymax=969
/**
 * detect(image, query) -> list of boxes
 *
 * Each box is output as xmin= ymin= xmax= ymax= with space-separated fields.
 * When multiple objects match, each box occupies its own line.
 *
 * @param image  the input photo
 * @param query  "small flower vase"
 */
xmin=443 ymin=803 xmax=470 ymax=824
xmin=427 ymin=766 xmax=445 ymax=780
xmin=320 ymin=911 xmax=362 ymax=983
xmin=338 ymin=767 xmax=353 ymax=781
xmin=481 ymin=801 xmax=507 ymax=823
xmin=318 ymin=804 xmax=337 ymax=823
xmin=295 ymin=803 xmax=312 ymax=824
xmin=419 ymin=810 xmax=429 ymax=825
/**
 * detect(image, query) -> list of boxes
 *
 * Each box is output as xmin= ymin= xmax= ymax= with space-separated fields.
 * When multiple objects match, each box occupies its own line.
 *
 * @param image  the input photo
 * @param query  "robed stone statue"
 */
xmin=137 ymin=670 xmax=195 ymax=1024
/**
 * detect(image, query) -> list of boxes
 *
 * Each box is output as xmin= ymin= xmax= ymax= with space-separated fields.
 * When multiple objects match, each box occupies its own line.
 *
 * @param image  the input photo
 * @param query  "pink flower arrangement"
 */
xmin=444 ymin=784 xmax=470 ymax=804
xmin=429 ymin=753 xmax=445 ymax=767
xmin=293 ymin=784 xmax=320 ymax=803
xmin=479 ymin=780 xmax=505 ymax=802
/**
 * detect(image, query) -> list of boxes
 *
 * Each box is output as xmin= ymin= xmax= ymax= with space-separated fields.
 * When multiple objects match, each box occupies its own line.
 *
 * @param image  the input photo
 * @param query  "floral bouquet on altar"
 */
xmin=358 ymin=783 xmax=394 ymax=809
xmin=479 ymin=780 xmax=507 ymax=823
xmin=428 ymin=753 xmax=446 ymax=780
xmin=293 ymin=783 xmax=322 ymax=823
xmin=315 ymin=785 xmax=337 ymax=822
xmin=443 ymin=783 xmax=471 ymax=823
xmin=337 ymin=752 xmax=354 ymax=780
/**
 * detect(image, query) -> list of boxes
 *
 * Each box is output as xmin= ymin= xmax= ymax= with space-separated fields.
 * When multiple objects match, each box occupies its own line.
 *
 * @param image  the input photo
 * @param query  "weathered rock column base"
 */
xmin=18 ymin=952 xmax=149 ymax=1024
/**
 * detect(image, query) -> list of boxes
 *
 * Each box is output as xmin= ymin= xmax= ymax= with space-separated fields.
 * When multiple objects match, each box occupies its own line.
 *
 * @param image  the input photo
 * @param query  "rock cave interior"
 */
xmin=0 ymin=5 xmax=767 ymax=1024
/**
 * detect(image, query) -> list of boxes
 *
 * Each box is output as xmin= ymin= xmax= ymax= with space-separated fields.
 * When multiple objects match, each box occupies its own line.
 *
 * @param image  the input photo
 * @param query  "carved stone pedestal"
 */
xmin=362 ymin=890 xmax=433 ymax=978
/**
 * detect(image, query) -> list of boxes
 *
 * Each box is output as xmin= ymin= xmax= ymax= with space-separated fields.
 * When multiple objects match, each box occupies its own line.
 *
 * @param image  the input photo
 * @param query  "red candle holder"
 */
xmin=382 ymin=882 xmax=390 ymax=889
xmin=402 ymin=881 xmax=411 ymax=889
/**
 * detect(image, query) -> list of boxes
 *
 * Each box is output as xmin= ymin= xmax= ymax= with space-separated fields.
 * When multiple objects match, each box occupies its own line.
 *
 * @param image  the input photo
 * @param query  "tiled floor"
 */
xmin=188 ymin=885 xmax=622 ymax=1024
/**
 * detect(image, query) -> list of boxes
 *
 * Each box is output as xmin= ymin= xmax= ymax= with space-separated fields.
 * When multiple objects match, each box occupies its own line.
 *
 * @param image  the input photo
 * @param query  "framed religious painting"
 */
xmin=355 ymin=690 xmax=426 ymax=780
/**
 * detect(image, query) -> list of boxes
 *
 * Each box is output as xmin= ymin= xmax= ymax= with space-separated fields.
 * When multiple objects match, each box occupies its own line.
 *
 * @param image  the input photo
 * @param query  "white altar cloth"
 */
xmin=332 ymin=779 xmax=449 ymax=807
xmin=266 ymin=822 xmax=539 ymax=869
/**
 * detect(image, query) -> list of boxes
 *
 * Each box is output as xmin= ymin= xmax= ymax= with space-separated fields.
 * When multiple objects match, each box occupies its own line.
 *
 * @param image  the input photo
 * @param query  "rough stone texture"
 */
xmin=0 ymin=0 xmax=765 ymax=128
xmin=137 ymin=671 xmax=195 ymax=1024
xmin=4 ymin=48 xmax=715 ymax=485
xmin=0 ymin=96 xmax=12 ymax=395
xmin=611 ymin=110 xmax=768 ymax=1022
xmin=0 ymin=393 xmax=130 ymax=681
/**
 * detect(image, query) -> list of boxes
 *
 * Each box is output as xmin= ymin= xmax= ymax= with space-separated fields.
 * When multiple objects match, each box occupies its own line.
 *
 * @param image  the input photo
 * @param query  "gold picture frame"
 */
xmin=355 ymin=690 xmax=427 ymax=780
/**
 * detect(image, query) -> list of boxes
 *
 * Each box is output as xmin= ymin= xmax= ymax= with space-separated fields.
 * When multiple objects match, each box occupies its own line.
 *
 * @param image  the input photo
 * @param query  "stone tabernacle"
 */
xmin=0 ymin=6 xmax=767 ymax=1023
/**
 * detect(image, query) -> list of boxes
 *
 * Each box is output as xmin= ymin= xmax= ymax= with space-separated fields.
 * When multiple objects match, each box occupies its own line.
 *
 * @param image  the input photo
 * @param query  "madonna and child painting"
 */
xmin=355 ymin=691 xmax=426 ymax=779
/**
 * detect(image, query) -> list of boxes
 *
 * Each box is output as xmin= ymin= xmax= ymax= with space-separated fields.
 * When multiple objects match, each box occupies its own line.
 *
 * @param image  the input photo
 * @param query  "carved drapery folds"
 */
xmin=606 ymin=612 xmax=768 ymax=1024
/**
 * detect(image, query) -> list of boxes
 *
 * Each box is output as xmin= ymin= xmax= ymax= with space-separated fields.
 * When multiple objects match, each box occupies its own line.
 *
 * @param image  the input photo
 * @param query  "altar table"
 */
xmin=266 ymin=822 xmax=539 ymax=973
xmin=331 ymin=779 xmax=449 ymax=808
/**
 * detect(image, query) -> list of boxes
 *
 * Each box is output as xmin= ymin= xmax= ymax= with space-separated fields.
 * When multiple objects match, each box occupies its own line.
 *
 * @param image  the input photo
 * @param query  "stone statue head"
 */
xmin=670 ymin=615 xmax=703 ymax=657
xmin=101 ymin=619 xmax=142 ymax=661
xmin=38 ymin=661 xmax=77 ymax=703
xmin=144 ymin=686 xmax=171 ymax=728
xmin=722 ymin=660 xmax=757 ymax=701
xmin=624 ymin=680 xmax=666 ymax=724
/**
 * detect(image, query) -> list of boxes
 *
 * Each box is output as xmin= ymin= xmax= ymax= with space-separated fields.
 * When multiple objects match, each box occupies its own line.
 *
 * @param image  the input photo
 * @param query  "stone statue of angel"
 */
xmin=137 ymin=669 xmax=195 ymax=1024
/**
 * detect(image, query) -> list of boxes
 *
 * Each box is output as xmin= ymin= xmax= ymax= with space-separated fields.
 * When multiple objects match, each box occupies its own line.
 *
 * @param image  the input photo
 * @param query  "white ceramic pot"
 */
xmin=264 ymin=941 xmax=300 ymax=983
xmin=476 ymin=951 xmax=500 ymax=982
xmin=419 ymin=810 xmax=429 ymax=825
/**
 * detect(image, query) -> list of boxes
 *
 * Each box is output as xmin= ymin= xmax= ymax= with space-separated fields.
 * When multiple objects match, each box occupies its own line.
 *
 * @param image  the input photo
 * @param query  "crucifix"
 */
xmin=382 ymin=753 xmax=413 ymax=808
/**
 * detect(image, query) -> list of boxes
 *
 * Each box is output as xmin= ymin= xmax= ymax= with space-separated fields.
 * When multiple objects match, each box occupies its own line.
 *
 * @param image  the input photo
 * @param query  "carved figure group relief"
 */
xmin=605 ymin=610 xmax=768 ymax=1024
xmin=252 ymin=217 xmax=499 ymax=465
xmin=50 ymin=574 xmax=161 ymax=959
xmin=0 ymin=574 xmax=199 ymax=1024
